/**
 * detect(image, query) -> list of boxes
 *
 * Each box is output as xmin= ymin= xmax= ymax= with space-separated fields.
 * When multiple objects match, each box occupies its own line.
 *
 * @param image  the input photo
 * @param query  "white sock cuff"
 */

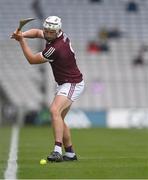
xmin=54 ymin=145 xmax=62 ymax=155
xmin=65 ymin=152 xmax=75 ymax=158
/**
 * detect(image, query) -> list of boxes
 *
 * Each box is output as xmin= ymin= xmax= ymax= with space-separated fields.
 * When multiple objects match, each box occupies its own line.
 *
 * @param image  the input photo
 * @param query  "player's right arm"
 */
xmin=11 ymin=30 xmax=56 ymax=65
xmin=22 ymin=29 xmax=44 ymax=39
xmin=11 ymin=30 xmax=47 ymax=64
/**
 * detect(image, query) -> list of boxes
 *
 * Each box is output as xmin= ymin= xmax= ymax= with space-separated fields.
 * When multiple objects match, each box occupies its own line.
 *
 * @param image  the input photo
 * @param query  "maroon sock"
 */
xmin=64 ymin=145 xmax=74 ymax=153
xmin=55 ymin=141 xmax=62 ymax=147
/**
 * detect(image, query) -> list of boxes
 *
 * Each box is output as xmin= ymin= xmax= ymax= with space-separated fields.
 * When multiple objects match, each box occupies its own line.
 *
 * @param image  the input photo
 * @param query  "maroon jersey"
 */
xmin=42 ymin=32 xmax=83 ymax=85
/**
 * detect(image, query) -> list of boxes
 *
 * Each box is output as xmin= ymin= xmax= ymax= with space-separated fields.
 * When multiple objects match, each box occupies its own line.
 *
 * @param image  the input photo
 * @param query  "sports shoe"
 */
xmin=47 ymin=151 xmax=63 ymax=162
xmin=63 ymin=155 xmax=78 ymax=161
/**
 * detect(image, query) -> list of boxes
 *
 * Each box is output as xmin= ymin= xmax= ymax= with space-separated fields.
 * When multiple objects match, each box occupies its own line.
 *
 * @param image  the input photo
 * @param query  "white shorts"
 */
xmin=56 ymin=80 xmax=85 ymax=101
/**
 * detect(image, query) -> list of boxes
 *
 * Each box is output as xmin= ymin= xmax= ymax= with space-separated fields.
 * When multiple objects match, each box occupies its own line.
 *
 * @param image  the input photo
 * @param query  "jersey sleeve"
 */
xmin=42 ymin=46 xmax=56 ymax=60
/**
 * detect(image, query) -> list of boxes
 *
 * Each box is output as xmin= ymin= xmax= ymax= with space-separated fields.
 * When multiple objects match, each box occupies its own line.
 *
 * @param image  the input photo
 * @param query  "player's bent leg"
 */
xmin=47 ymin=95 xmax=72 ymax=162
xmin=63 ymin=122 xmax=72 ymax=147
xmin=63 ymin=123 xmax=78 ymax=161
xmin=50 ymin=95 xmax=72 ymax=143
xmin=62 ymin=106 xmax=72 ymax=147
xmin=61 ymin=106 xmax=78 ymax=161
xmin=50 ymin=105 xmax=63 ymax=144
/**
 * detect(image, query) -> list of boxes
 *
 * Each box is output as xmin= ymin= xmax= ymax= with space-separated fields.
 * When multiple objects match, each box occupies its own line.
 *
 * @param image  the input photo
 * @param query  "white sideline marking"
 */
xmin=4 ymin=125 xmax=20 ymax=180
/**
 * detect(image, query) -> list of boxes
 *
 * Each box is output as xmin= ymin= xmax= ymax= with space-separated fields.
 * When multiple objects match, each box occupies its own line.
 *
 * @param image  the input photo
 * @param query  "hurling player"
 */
xmin=11 ymin=16 xmax=85 ymax=162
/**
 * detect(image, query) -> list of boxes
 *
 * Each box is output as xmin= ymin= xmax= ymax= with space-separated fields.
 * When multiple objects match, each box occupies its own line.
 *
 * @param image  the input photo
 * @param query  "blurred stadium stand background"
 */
xmin=0 ymin=0 xmax=148 ymax=127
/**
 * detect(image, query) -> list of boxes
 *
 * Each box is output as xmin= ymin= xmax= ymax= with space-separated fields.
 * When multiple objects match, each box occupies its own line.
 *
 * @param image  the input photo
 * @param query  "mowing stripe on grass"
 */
xmin=4 ymin=125 xmax=19 ymax=180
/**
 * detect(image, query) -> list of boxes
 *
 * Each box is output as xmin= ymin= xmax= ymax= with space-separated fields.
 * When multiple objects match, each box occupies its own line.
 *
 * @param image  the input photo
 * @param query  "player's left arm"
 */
xmin=22 ymin=29 xmax=44 ymax=39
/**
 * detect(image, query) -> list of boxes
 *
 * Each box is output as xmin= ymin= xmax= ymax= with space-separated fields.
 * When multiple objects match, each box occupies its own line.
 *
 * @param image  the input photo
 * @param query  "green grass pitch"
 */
xmin=1 ymin=126 xmax=148 ymax=179
xmin=0 ymin=126 xmax=11 ymax=178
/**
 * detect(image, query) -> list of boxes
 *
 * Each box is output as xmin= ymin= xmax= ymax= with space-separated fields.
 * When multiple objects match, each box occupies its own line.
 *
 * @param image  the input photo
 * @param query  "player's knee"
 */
xmin=50 ymin=106 xmax=60 ymax=118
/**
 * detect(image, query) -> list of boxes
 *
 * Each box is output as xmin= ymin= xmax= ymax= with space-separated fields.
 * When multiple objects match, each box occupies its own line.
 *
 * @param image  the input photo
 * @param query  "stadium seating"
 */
xmin=0 ymin=0 xmax=148 ymax=112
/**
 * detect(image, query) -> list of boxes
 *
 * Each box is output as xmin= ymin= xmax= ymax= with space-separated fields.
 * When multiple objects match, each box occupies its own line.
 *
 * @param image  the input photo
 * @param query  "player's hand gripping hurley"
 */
xmin=11 ymin=18 xmax=35 ymax=40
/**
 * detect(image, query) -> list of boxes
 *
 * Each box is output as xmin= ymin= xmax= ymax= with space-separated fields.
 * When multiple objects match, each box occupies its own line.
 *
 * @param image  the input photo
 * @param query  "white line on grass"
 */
xmin=4 ymin=125 xmax=20 ymax=180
